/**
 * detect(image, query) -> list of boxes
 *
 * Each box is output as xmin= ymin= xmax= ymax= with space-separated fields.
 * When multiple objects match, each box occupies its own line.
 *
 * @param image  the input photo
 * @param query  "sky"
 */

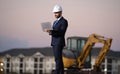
xmin=0 ymin=0 xmax=120 ymax=52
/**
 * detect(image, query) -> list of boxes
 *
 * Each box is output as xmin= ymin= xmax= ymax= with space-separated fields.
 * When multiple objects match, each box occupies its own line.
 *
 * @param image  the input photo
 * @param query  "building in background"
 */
xmin=0 ymin=47 xmax=120 ymax=74
xmin=0 ymin=47 xmax=55 ymax=74
xmin=0 ymin=57 xmax=4 ymax=74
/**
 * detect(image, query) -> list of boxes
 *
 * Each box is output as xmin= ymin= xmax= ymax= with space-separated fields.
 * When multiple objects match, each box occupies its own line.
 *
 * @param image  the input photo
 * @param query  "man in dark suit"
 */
xmin=45 ymin=5 xmax=68 ymax=74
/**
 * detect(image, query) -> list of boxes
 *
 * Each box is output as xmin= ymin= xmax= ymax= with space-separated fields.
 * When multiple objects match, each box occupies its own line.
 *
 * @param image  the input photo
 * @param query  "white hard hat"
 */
xmin=52 ymin=5 xmax=62 ymax=12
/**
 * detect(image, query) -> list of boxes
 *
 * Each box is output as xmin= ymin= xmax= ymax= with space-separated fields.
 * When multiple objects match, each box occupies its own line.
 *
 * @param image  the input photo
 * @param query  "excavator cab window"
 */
xmin=68 ymin=39 xmax=77 ymax=51
xmin=67 ymin=37 xmax=87 ymax=52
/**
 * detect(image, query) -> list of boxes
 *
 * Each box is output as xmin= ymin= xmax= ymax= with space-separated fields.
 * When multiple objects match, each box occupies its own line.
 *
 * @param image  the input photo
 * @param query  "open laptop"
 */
xmin=41 ymin=22 xmax=52 ymax=31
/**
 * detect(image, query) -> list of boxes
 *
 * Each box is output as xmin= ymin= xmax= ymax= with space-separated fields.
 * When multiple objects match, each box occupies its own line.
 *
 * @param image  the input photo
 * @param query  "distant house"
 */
xmin=0 ymin=47 xmax=55 ymax=74
xmin=0 ymin=47 xmax=120 ymax=74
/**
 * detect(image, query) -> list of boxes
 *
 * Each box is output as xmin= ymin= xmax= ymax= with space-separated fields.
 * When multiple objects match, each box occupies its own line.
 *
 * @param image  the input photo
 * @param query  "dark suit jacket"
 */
xmin=50 ymin=17 xmax=68 ymax=46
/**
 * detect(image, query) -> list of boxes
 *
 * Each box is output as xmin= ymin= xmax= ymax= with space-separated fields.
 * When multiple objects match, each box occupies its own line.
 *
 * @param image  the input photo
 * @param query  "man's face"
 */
xmin=54 ymin=11 xmax=62 ymax=18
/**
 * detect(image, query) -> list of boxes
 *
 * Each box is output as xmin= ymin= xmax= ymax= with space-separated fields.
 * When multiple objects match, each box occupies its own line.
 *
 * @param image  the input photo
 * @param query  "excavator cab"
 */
xmin=63 ymin=36 xmax=91 ymax=68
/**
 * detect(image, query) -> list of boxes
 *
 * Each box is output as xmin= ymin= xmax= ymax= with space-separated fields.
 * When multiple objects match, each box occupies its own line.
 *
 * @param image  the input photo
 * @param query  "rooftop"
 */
xmin=0 ymin=47 xmax=120 ymax=59
xmin=0 ymin=47 xmax=53 ymax=57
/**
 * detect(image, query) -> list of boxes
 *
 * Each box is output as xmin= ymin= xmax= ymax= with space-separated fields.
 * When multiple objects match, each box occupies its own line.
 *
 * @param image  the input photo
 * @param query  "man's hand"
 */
xmin=43 ymin=29 xmax=51 ymax=32
xmin=44 ymin=29 xmax=52 ymax=34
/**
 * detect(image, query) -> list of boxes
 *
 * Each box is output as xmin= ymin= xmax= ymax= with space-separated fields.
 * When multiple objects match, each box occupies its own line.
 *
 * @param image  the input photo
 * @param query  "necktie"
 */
xmin=53 ymin=20 xmax=58 ymax=27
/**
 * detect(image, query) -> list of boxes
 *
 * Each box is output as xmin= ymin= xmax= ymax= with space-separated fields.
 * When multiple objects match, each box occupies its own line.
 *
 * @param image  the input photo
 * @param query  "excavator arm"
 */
xmin=77 ymin=34 xmax=112 ymax=69
xmin=94 ymin=38 xmax=112 ymax=71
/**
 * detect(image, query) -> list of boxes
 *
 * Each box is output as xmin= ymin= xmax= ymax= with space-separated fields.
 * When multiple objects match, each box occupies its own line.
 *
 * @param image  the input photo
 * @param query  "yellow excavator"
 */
xmin=62 ymin=34 xmax=112 ymax=74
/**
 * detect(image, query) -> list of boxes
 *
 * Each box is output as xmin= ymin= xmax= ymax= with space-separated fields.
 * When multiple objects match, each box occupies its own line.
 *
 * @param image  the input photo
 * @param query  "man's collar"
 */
xmin=57 ymin=16 xmax=62 ymax=21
